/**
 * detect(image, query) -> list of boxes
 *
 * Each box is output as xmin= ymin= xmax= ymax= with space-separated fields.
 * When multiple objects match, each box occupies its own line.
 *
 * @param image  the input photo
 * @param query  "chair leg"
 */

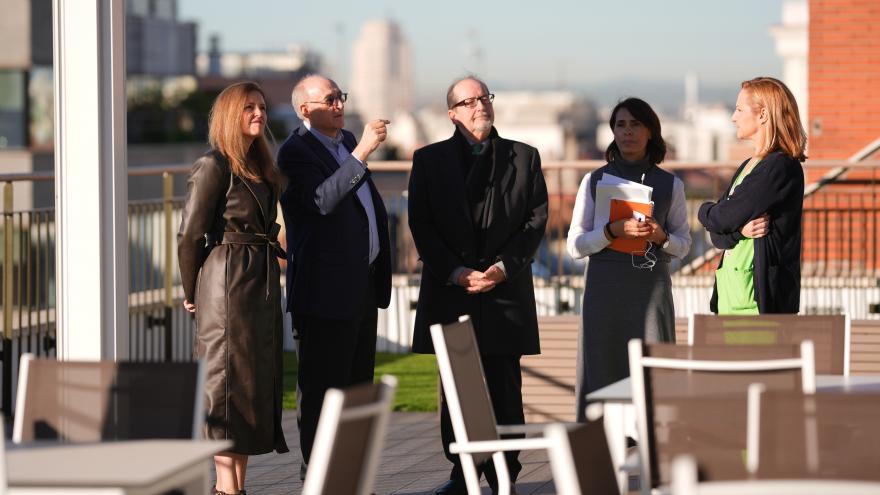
xmin=491 ymin=452 xmax=512 ymax=495
xmin=460 ymin=453 xmax=482 ymax=495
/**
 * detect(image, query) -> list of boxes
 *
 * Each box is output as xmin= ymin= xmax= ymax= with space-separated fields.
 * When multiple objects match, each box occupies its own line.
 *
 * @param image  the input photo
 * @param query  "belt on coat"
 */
xmin=216 ymin=225 xmax=286 ymax=300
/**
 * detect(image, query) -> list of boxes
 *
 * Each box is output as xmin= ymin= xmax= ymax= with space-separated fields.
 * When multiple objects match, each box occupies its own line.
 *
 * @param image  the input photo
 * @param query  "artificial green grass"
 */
xmin=282 ymin=351 xmax=438 ymax=412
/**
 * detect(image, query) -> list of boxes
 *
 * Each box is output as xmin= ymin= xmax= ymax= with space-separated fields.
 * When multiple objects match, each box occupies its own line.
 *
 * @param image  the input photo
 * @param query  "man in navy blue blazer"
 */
xmin=276 ymin=74 xmax=392 ymax=475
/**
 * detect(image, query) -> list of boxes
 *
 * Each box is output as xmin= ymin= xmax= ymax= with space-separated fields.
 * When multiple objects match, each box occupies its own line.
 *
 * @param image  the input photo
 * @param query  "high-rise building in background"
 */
xmin=2 ymin=0 xmax=202 ymax=208
xmin=196 ymin=38 xmax=322 ymax=79
xmin=349 ymin=19 xmax=413 ymax=122
xmin=126 ymin=0 xmax=196 ymax=77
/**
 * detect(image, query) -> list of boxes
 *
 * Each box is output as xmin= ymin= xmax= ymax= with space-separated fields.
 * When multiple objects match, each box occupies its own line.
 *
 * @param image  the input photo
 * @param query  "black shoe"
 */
xmin=434 ymin=479 xmax=467 ymax=494
xmin=300 ymin=462 xmax=308 ymax=481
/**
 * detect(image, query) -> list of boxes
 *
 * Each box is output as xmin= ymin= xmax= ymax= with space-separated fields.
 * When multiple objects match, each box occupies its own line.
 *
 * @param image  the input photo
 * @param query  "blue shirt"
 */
xmin=305 ymin=122 xmax=380 ymax=264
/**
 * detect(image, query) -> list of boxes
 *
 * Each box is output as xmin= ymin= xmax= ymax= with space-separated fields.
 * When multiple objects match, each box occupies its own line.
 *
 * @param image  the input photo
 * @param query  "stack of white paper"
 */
xmin=592 ymin=173 xmax=653 ymax=227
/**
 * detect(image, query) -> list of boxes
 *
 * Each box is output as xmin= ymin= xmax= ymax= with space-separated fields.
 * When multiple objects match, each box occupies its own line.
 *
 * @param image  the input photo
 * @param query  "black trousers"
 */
xmin=440 ymin=354 xmax=525 ymax=491
xmin=295 ymin=274 xmax=377 ymax=464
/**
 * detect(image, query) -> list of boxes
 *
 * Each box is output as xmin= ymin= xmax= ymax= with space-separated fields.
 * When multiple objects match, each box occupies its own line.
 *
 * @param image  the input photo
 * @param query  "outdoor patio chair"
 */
xmin=431 ymin=315 xmax=579 ymax=495
xmin=545 ymin=418 xmax=619 ymax=495
xmin=446 ymin=412 xmax=618 ymax=495
xmin=670 ymin=454 xmax=880 ymax=495
xmin=688 ymin=313 xmax=849 ymax=374
xmin=12 ymin=354 xmax=205 ymax=443
xmin=627 ymin=339 xmax=816 ymax=495
xmin=302 ymin=375 xmax=397 ymax=495
xmin=745 ymin=386 xmax=880 ymax=481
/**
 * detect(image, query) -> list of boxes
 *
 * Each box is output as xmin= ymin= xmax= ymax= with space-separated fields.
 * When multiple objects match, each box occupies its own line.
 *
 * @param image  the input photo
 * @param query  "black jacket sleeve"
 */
xmin=276 ymin=131 xmax=369 ymax=216
xmin=709 ymin=231 xmax=746 ymax=249
xmin=177 ymin=154 xmax=228 ymax=302
xmin=698 ymin=153 xmax=803 ymax=234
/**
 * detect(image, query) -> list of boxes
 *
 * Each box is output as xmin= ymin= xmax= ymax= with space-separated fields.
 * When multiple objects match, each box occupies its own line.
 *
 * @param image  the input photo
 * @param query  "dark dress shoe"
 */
xmin=434 ymin=479 xmax=467 ymax=494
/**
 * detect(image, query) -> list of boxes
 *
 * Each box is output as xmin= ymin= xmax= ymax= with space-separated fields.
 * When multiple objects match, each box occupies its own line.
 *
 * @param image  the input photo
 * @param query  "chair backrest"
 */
xmin=545 ymin=418 xmax=619 ymax=495
xmin=430 ymin=316 xmax=499 ymax=467
xmin=302 ymin=375 xmax=397 ymax=495
xmin=628 ymin=339 xmax=816 ymax=493
xmin=748 ymin=389 xmax=880 ymax=481
xmin=12 ymin=354 xmax=206 ymax=443
xmin=688 ymin=314 xmax=850 ymax=375
xmin=670 ymin=455 xmax=880 ymax=495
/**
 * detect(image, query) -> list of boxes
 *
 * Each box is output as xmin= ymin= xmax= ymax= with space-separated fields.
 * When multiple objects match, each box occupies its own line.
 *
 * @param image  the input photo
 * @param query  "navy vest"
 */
xmin=588 ymin=162 xmax=676 ymax=263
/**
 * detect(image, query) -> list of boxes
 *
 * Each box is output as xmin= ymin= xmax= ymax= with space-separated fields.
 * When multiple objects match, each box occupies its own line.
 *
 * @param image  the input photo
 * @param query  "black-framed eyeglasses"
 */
xmin=305 ymin=92 xmax=348 ymax=106
xmin=451 ymin=93 xmax=495 ymax=109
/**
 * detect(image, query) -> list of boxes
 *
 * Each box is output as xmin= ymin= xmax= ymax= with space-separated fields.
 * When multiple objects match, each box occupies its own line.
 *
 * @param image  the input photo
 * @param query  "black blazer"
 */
xmin=408 ymin=130 xmax=548 ymax=356
xmin=276 ymin=125 xmax=392 ymax=322
xmin=698 ymin=151 xmax=804 ymax=313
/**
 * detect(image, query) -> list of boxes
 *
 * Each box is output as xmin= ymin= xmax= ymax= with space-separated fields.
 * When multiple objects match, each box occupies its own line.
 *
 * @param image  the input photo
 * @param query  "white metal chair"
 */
xmin=687 ymin=313 xmax=850 ymax=375
xmin=302 ymin=375 xmax=397 ymax=495
xmin=627 ymin=339 xmax=816 ymax=495
xmin=432 ymin=316 xmax=574 ymax=495
xmin=545 ymin=418 xmax=620 ymax=495
xmin=13 ymin=353 xmax=206 ymax=443
xmin=670 ymin=455 xmax=880 ymax=495
xmin=447 ymin=413 xmax=619 ymax=495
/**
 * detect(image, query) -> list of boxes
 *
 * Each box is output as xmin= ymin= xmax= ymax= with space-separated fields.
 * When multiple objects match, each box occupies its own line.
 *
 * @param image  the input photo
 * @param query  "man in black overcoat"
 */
xmin=408 ymin=77 xmax=548 ymax=494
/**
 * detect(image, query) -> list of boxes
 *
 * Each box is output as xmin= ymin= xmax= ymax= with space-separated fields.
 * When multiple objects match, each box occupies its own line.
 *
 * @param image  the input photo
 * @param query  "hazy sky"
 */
xmin=180 ymin=0 xmax=786 ymax=108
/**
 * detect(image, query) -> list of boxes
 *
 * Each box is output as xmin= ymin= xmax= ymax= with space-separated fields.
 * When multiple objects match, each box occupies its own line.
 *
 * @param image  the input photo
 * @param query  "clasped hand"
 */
xmin=740 ymin=213 xmax=770 ymax=238
xmin=457 ymin=266 xmax=506 ymax=294
xmin=608 ymin=217 xmax=667 ymax=244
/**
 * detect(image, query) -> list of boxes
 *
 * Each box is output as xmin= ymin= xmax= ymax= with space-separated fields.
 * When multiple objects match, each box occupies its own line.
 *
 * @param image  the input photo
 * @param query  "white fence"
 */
xmin=369 ymin=275 xmax=880 ymax=354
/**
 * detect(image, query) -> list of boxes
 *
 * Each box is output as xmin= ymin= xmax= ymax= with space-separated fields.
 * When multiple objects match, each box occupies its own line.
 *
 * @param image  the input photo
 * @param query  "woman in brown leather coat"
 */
xmin=178 ymin=82 xmax=288 ymax=495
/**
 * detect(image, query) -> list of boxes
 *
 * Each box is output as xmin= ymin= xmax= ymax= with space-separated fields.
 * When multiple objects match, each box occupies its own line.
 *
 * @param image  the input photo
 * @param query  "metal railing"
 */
xmin=2 ymin=158 xmax=880 ymax=416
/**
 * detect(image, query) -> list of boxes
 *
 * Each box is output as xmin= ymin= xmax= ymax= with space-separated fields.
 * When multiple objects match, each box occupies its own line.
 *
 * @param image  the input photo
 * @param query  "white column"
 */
xmin=53 ymin=0 xmax=128 ymax=360
xmin=770 ymin=0 xmax=809 ymax=128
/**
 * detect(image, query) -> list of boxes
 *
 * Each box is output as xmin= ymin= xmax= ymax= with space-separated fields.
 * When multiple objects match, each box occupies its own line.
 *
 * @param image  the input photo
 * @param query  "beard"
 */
xmin=473 ymin=115 xmax=493 ymax=134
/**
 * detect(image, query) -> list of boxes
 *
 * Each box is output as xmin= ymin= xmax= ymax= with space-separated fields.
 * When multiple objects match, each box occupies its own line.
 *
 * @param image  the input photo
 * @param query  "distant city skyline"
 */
xmin=180 ymin=0 xmax=786 ymax=110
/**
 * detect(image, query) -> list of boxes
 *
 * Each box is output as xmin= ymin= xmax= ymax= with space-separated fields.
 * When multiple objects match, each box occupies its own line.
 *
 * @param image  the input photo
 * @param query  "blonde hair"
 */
xmin=208 ymin=82 xmax=281 ymax=193
xmin=741 ymin=77 xmax=807 ymax=162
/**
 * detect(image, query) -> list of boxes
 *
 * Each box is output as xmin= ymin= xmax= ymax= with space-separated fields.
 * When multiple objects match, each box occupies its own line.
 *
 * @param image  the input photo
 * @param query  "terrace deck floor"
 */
xmin=240 ymin=411 xmax=556 ymax=495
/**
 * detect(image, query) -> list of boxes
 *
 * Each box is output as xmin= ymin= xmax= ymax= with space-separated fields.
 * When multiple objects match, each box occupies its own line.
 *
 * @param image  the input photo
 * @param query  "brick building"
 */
xmin=802 ymin=0 xmax=880 ymax=276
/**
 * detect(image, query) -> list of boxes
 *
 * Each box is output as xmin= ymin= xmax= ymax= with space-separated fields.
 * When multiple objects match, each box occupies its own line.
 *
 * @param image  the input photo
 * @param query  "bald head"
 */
xmin=292 ymin=75 xmax=340 ymax=118
xmin=292 ymin=74 xmax=347 ymax=137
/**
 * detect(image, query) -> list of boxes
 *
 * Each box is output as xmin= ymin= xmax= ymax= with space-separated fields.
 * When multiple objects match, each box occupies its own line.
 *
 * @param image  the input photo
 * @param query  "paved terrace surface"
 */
xmin=239 ymin=411 xmax=556 ymax=494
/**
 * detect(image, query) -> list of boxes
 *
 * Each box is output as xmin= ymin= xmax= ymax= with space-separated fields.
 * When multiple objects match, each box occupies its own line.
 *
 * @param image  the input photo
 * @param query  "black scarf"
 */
xmin=455 ymin=127 xmax=500 ymax=253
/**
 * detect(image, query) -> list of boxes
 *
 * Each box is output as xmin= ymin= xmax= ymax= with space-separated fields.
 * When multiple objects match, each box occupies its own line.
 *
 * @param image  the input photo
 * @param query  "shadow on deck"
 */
xmin=241 ymin=411 xmax=555 ymax=495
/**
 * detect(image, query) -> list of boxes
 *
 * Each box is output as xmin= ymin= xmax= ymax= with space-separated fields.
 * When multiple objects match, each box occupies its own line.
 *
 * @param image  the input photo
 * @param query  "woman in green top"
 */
xmin=698 ymin=77 xmax=807 ymax=314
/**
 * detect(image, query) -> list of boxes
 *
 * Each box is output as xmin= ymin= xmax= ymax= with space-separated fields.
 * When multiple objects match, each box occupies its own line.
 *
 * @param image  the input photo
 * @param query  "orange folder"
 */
xmin=609 ymin=198 xmax=654 ymax=254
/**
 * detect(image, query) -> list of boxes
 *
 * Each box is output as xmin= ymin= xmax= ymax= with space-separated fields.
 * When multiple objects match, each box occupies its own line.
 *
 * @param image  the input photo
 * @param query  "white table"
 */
xmin=586 ymin=374 xmax=880 ymax=494
xmin=6 ymin=439 xmax=231 ymax=494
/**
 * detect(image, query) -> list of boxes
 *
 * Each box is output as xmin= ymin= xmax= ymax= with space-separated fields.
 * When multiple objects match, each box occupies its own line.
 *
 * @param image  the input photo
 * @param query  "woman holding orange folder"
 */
xmin=698 ymin=77 xmax=806 ymax=315
xmin=567 ymin=97 xmax=691 ymax=419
